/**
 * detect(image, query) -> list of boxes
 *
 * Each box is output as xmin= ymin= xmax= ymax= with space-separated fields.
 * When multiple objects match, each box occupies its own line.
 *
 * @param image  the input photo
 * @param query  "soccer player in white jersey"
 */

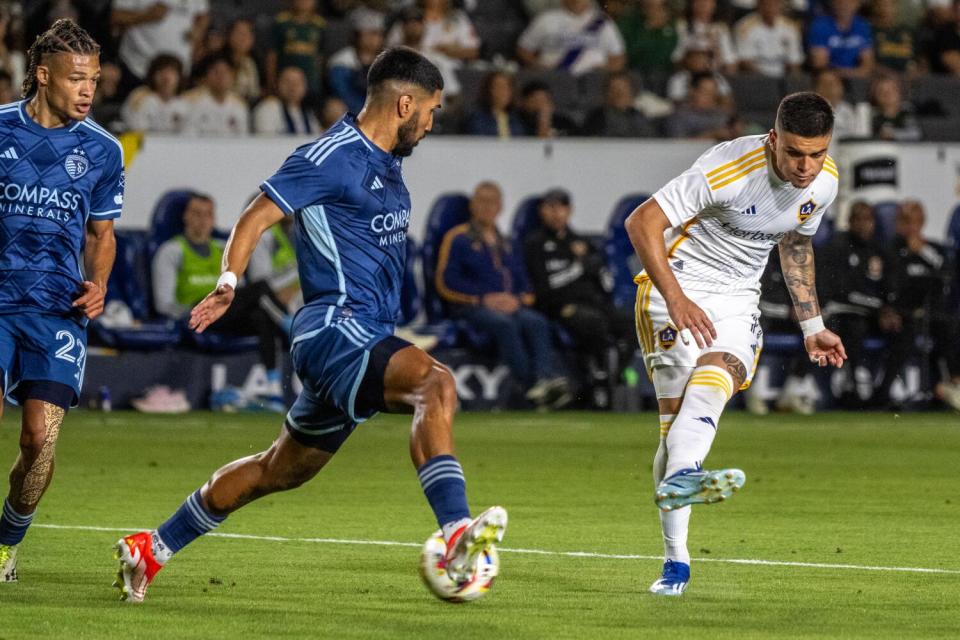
xmin=624 ymin=92 xmax=847 ymax=596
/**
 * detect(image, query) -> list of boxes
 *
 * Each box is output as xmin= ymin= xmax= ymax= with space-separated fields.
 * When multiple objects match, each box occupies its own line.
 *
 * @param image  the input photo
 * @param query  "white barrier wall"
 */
xmin=123 ymin=136 xmax=960 ymax=241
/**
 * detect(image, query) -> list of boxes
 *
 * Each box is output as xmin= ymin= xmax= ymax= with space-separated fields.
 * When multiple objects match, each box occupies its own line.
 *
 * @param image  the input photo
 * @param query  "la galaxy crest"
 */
xmin=65 ymin=148 xmax=89 ymax=180
xmin=658 ymin=325 xmax=678 ymax=351
xmin=797 ymin=198 xmax=816 ymax=223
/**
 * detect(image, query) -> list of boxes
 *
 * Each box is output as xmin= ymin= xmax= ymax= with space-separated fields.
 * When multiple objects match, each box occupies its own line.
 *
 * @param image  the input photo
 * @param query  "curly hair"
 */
xmin=22 ymin=18 xmax=100 ymax=99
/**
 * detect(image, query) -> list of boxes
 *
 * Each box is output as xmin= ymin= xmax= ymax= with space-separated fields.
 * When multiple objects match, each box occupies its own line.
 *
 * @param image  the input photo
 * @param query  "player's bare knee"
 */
xmin=422 ymin=364 xmax=457 ymax=412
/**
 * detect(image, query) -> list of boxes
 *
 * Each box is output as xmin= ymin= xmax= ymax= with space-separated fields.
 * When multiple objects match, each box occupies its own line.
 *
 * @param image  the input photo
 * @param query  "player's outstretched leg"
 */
xmin=0 ymin=399 xmax=67 ymax=584
xmin=383 ymin=345 xmax=507 ymax=585
xmin=649 ymin=409 xmax=693 ymax=596
xmin=115 ymin=428 xmax=332 ymax=603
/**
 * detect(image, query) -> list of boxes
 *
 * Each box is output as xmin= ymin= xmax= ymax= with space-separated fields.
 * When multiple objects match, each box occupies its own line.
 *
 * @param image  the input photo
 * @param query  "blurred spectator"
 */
xmin=464 ymin=71 xmax=526 ymax=137
xmin=248 ymin=216 xmax=301 ymax=312
xmin=182 ymin=54 xmax=250 ymax=136
xmin=927 ymin=0 xmax=960 ymax=74
xmin=436 ymin=181 xmax=571 ymax=408
xmin=0 ymin=69 xmax=13 ymax=105
xmin=820 ymin=201 xmax=887 ymax=408
xmin=870 ymin=0 xmax=916 ymax=74
xmin=111 ymin=0 xmax=210 ymax=86
xmin=192 ymin=24 xmax=226 ymax=67
xmin=523 ymin=0 xmax=565 ymax=13
xmin=387 ymin=1 xmax=479 ymax=102
xmin=734 ymin=0 xmax=804 ymax=77
xmin=267 ymin=0 xmax=326 ymax=98
xmin=91 ymin=60 xmax=124 ymax=131
xmin=517 ymin=0 xmax=626 ymax=75
xmin=673 ymin=0 xmax=738 ymax=75
xmin=609 ymin=0 xmax=679 ymax=79
xmin=516 ymin=80 xmax=579 ymax=138
xmin=253 ymin=66 xmax=319 ymax=134
xmin=666 ymin=72 xmax=739 ymax=139
xmin=666 ymin=45 xmax=733 ymax=106
xmin=328 ymin=7 xmax=385 ymax=113
xmin=877 ymin=200 xmax=960 ymax=410
xmin=523 ymin=188 xmax=636 ymax=406
xmin=580 ymin=71 xmax=658 ymax=137
xmin=808 ymin=0 xmax=876 ymax=77
xmin=152 ymin=194 xmax=288 ymax=406
xmin=0 ymin=8 xmax=23 ymax=93
xmin=319 ymin=95 xmax=348 ymax=130
xmin=224 ymin=18 xmax=261 ymax=103
xmin=813 ymin=69 xmax=866 ymax=138
xmin=121 ymin=53 xmax=187 ymax=133
xmin=870 ymin=73 xmax=922 ymax=140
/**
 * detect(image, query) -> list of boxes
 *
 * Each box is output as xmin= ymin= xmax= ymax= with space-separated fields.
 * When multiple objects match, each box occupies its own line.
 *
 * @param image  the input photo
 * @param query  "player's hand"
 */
xmin=666 ymin=295 xmax=716 ymax=348
xmin=189 ymin=284 xmax=236 ymax=333
xmin=804 ymin=330 xmax=847 ymax=368
xmin=73 ymin=281 xmax=106 ymax=320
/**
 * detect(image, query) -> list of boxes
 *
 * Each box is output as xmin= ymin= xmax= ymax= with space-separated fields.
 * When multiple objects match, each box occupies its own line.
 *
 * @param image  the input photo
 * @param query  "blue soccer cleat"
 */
xmin=655 ymin=467 xmax=746 ymax=512
xmin=649 ymin=560 xmax=690 ymax=596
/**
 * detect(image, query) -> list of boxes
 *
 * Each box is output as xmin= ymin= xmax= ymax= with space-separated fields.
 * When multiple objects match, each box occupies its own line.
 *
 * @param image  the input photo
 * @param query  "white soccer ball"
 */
xmin=418 ymin=529 xmax=500 ymax=602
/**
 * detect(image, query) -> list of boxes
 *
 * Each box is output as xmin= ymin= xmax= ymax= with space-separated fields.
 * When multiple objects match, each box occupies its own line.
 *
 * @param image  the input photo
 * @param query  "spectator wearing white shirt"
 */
xmin=122 ymin=53 xmax=188 ymax=133
xmin=253 ymin=66 xmax=318 ymax=135
xmin=386 ymin=1 xmax=479 ymax=99
xmin=111 ymin=0 xmax=210 ymax=85
xmin=517 ymin=0 xmax=626 ymax=75
xmin=672 ymin=0 xmax=738 ymax=75
xmin=735 ymin=0 xmax=804 ymax=77
xmin=181 ymin=53 xmax=249 ymax=136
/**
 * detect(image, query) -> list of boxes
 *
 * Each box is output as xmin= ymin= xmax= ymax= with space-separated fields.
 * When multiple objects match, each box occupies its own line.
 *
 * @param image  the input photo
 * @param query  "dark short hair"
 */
xmin=776 ymin=92 xmax=834 ymax=138
xmin=541 ymin=188 xmax=571 ymax=207
xmin=146 ymin=54 xmax=183 ymax=91
xmin=520 ymin=80 xmax=551 ymax=99
xmin=367 ymin=46 xmax=443 ymax=96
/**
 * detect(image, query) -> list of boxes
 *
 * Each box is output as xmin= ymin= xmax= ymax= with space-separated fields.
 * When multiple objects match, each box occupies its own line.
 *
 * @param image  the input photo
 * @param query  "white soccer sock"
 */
xmin=654 ymin=413 xmax=691 ymax=564
xmin=151 ymin=531 xmax=173 ymax=565
xmin=664 ymin=365 xmax=734 ymax=478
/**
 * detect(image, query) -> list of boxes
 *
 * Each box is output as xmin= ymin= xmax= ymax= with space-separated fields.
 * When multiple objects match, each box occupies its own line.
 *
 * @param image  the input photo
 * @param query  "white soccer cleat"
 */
xmin=444 ymin=506 xmax=508 ymax=584
xmin=113 ymin=531 xmax=163 ymax=603
xmin=0 ymin=544 xmax=17 ymax=583
xmin=655 ymin=468 xmax=746 ymax=512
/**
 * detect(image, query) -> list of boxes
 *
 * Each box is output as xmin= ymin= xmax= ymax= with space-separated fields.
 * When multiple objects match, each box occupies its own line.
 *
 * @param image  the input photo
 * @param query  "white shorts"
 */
xmin=634 ymin=276 xmax=764 ymax=390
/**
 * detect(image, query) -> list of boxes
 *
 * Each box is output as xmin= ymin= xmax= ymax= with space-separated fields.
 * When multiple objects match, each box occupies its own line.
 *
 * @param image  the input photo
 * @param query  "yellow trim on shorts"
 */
xmin=634 ymin=277 xmax=655 ymax=355
xmin=704 ymin=146 xmax=765 ymax=179
xmin=738 ymin=344 xmax=764 ymax=391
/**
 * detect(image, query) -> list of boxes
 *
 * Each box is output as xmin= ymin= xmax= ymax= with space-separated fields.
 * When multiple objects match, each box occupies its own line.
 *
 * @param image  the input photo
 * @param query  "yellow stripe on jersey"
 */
xmin=822 ymin=156 xmax=839 ymax=179
xmin=667 ymin=219 xmax=699 ymax=257
xmin=709 ymin=159 xmax=767 ymax=190
xmin=704 ymin=146 xmax=765 ymax=179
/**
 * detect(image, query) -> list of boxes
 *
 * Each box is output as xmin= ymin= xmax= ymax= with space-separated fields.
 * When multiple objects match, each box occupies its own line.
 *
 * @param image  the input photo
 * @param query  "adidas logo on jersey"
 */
xmin=370 ymin=176 xmax=384 ymax=190
xmin=741 ymin=205 xmax=757 ymax=215
xmin=0 ymin=147 xmax=18 ymax=159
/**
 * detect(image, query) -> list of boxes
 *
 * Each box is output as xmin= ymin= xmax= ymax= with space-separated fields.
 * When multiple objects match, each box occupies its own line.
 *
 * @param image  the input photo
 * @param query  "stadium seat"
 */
xmin=918 ymin=116 xmax=960 ymax=142
xmin=727 ymin=74 xmax=782 ymax=113
xmin=811 ymin=215 xmax=835 ymax=248
xmin=872 ymin=200 xmax=900 ymax=241
xmin=399 ymin=236 xmax=421 ymax=327
xmin=420 ymin=193 xmax=471 ymax=323
xmin=910 ymin=76 xmax=960 ymax=117
xmin=92 ymin=229 xmax=182 ymax=350
xmin=844 ymin=77 xmax=871 ymax=105
xmin=149 ymin=189 xmax=196 ymax=248
xmin=603 ymin=193 xmax=650 ymax=309
xmin=510 ymin=195 xmax=543 ymax=252
xmin=947 ymin=204 xmax=960 ymax=250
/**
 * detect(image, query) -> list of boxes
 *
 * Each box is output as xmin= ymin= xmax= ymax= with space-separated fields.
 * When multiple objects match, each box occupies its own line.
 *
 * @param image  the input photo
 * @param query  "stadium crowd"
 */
xmin=7 ymin=0 xmax=960 ymax=140
xmin=8 ymin=1 xmax=960 ymax=411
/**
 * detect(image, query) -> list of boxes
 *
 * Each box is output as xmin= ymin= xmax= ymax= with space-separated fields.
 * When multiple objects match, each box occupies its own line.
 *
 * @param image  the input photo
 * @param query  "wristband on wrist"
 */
xmin=216 ymin=271 xmax=238 ymax=290
xmin=799 ymin=315 xmax=825 ymax=338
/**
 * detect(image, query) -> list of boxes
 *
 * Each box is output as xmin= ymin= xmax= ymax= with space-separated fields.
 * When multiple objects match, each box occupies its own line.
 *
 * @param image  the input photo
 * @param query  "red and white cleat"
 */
xmin=444 ymin=506 xmax=508 ymax=584
xmin=113 ymin=532 xmax=163 ymax=603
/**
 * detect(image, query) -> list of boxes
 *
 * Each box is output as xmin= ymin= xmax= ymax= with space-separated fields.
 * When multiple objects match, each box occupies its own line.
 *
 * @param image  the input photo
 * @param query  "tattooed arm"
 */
xmin=778 ymin=231 xmax=847 ymax=368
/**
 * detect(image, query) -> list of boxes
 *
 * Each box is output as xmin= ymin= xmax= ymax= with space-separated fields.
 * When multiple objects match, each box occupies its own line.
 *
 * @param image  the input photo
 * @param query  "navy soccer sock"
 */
xmin=155 ymin=489 xmax=227 ymax=558
xmin=0 ymin=499 xmax=33 ymax=546
xmin=417 ymin=455 xmax=470 ymax=534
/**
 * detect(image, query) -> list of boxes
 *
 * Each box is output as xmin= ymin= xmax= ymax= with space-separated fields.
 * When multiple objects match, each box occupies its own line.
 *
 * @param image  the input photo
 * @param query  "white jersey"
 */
xmin=646 ymin=134 xmax=838 ymax=296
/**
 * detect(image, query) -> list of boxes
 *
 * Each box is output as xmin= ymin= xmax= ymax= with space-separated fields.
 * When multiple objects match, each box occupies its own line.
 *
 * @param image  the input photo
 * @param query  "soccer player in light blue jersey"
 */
xmin=115 ymin=47 xmax=507 ymax=603
xmin=0 ymin=19 xmax=123 ymax=583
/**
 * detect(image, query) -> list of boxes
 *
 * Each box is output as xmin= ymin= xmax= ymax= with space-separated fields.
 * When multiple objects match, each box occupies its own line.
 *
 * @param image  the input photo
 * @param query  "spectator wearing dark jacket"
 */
xmin=436 ymin=182 xmax=570 ymax=407
xmin=580 ymin=72 xmax=657 ymax=137
xmin=464 ymin=71 xmax=527 ymax=137
xmin=819 ymin=201 xmax=887 ymax=407
xmin=523 ymin=189 xmax=636 ymax=405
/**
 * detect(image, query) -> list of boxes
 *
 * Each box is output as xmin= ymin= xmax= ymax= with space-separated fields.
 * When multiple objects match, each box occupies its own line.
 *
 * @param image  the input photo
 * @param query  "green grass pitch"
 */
xmin=1 ymin=410 xmax=958 ymax=639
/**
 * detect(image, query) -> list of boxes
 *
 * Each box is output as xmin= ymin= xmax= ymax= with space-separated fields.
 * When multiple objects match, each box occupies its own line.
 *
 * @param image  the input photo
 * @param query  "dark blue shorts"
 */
xmin=286 ymin=306 xmax=410 ymax=452
xmin=0 ymin=312 xmax=87 ymax=408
